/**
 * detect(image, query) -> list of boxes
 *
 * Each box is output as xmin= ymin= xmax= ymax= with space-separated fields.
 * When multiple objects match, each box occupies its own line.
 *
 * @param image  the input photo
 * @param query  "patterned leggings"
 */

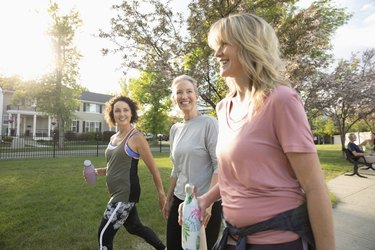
xmin=98 ymin=202 xmax=165 ymax=250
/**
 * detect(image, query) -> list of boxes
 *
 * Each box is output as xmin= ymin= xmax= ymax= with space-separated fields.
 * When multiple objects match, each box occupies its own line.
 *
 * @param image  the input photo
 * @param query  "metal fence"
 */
xmin=0 ymin=135 xmax=107 ymax=159
xmin=0 ymin=135 xmax=170 ymax=160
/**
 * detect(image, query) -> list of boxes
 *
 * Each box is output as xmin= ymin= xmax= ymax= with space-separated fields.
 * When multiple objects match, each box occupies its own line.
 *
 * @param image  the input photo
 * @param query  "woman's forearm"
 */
xmin=199 ymin=184 xmax=220 ymax=209
xmin=95 ymin=167 xmax=107 ymax=176
xmin=306 ymin=186 xmax=335 ymax=250
xmin=166 ymin=176 xmax=177 ymax=201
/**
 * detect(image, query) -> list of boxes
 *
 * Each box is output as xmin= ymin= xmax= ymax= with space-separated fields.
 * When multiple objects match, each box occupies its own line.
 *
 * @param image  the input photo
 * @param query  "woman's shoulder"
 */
xmin=128 ymin=128 xmax=143 ymax=141
xmin=268 ymin=85 xmax=301 ymax=105
xmin=200 ymin=114 xmax=217 ymax=122
xmin=199 ymin=114 xmax=218 ymax=127
xmin=110 ymin=133 xmax=117 ymax=140
xmin=271 ymin=85 xmax=297 ymax=98
xmin=170 ymin=120 xmax=184 ymax=130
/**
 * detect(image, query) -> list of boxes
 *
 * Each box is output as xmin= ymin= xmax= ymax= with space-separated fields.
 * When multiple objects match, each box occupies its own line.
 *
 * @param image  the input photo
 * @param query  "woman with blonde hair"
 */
xmin=180 ymin=13 xmax=335 ymax=250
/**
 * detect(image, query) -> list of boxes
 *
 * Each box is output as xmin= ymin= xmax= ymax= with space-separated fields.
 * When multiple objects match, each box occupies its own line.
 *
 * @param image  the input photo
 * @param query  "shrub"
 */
xmin=76 ymin=133 xmax=89 ymax=141
xmin=2 ymin=136 xmax=13 ymax=143
xmin=64 ymin=131 xmax=77 ymax=141
xmin=103 ymin=131 xmax=116 ymax=142
xmin=86 ymin=132 xmax=99 ymax=142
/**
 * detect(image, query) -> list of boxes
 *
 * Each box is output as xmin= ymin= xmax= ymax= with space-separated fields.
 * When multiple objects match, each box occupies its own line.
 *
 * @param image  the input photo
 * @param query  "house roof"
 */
xmin=80 ymin=91 xmax=113 ymax=104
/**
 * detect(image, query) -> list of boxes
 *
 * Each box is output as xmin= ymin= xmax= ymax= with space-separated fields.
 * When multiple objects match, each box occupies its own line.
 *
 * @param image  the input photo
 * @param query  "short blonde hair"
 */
xmin=348 ymin=133 xmax=356 ymax=140
xmin=171 ymin=75 xmax=199 ymax=99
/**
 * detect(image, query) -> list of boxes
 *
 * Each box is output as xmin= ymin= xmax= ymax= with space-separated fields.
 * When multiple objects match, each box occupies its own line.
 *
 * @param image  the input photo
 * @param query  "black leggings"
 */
xmin=98 ymin=205 xmax=165 ymax=250
xmin=166 ymin=195 xmax=222 ymax=250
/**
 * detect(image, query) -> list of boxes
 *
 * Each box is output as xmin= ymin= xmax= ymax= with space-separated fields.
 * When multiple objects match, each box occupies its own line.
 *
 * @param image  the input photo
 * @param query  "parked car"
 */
xmin=157 ymin=134 xmax=169 ymax=141
xmin=144 ymin=133 xmax=153 ymax=141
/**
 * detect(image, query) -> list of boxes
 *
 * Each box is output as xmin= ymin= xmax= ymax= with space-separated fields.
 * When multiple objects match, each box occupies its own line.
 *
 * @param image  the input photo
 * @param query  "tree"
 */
xmin=363 ymin=113 xmax=375 ymax=133
xmin=100 ymin=0 xmax=186 ymax=77
xmin=316 ymin=49 xmax=375 ymax=150
xmin=0 ymin=76 xmax=18 ymax=91
xmin=350 ymin=119 xmax=371 ymax=133
xmin=311 ymin=115 xmax=337 ymax=144
xmin=128 ymin=71 xmax=172 ymax=136
xmin=102 ymin=0 xmax=350 ymax=112
xmin=118 ymin=77 xmax=130 ymax=96
xmin=33 ymin=2 xmax=84 ymax=147
xmin=10 ymin=79 xmax=39 ymax=107
xmin=277 ymin=0 xmax=349 ymax=85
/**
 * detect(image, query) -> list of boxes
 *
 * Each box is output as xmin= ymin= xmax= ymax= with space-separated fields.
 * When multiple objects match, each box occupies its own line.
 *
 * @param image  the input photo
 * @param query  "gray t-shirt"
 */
xmin=170 ymin=115 xmax=218 ymax=200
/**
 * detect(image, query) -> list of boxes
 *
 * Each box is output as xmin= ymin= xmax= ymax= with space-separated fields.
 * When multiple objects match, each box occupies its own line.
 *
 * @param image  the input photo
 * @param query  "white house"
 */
xmin=0 ymin=88 xmax=114 ymax=138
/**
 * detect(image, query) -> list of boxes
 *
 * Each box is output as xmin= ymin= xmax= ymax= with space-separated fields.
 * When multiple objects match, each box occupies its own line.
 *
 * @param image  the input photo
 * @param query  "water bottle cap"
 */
xmin=185 ymin=184 xmax=195 ymax=194
xmin=83 ymin=160 xmax=92 ymax=167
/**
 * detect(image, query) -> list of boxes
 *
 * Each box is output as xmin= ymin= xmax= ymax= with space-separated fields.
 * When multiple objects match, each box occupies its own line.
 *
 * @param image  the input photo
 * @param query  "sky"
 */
xmin=0 ymin=0 xmax=374 ymax=95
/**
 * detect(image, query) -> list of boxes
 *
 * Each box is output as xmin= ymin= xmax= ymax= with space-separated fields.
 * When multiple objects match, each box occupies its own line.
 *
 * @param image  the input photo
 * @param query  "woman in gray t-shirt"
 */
xmin=163 ymin=75 xmax=222 ymax=250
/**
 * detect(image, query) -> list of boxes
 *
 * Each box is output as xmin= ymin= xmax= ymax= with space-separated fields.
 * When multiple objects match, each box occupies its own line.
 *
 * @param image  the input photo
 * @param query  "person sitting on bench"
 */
xmin=347 ymin=133 xmax=375 ymax=163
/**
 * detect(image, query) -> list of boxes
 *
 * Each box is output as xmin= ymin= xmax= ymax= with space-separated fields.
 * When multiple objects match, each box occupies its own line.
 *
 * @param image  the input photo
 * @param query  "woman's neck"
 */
xmin=184 ymin=110 xmax=200 ymax=121
xmin=118 ymin=125 xmax=132 ymax=135
xmin=231 ymin=75 xmax=251 ymax=100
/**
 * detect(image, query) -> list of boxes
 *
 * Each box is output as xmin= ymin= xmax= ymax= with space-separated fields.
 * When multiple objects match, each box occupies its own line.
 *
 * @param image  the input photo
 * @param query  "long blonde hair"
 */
xmin=208 ymin=13 xmax=289 ymax=113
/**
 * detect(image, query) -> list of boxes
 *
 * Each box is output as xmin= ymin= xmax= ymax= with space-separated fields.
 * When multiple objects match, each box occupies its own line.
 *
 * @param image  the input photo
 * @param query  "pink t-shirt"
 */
xmin=216 ymin=85 xmax=316 ymax=244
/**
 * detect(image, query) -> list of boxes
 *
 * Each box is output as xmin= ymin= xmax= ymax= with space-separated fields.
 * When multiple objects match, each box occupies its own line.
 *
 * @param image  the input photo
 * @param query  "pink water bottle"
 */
xmin=83 ymin=160 xmax=96 ymax=184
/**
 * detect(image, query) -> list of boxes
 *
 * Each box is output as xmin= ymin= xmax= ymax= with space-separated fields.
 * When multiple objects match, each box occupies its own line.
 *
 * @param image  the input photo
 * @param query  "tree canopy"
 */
xmin=313 ymin=49 xmax=375 ymax=148
xmin=101 ymin=0 xmax=350 ymax=111
xmin=32 ymin=2 xmax=84 ymax=147
xmin=128 ymin=71 xmax=172 ymax=135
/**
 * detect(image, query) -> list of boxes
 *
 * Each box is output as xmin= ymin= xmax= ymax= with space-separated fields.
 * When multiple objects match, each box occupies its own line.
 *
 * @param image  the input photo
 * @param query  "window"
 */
xmin=84 ymin=121 xmax=101 ymax=132
xmin=83 ymin=103 xmax=102 ymax=113
xmin=2 ymin=115 xmax=8 ymax=125
xmin=71 ymin=120 xmax=79 ymax=132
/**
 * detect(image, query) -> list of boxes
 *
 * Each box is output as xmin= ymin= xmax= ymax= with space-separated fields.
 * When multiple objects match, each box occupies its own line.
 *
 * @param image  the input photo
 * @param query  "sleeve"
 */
xmin=274 ymin=88 xmax=316 ymax=153
xmin=348 ymin=142 xmax=362 ymax=153
xmin=204 ymin=116 xmax=219 ymax=173
xmin=169 ymin=124 xmax=180 ymax=178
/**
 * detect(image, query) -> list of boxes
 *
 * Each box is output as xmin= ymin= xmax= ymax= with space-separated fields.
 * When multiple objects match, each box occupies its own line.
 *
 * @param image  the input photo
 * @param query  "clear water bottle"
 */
xmin=83 ymin=160 xmax=96 ymax=184
xmin=182 ymin=184 xmax=201 ymax=250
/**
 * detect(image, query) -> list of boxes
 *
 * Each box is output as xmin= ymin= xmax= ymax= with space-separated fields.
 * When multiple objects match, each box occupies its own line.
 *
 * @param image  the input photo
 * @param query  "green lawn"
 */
xmin=0 ymin=145 xmax=351 ymax=249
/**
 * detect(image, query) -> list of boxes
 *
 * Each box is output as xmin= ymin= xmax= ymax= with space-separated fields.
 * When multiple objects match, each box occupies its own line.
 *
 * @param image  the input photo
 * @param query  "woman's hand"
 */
xmin=178 ymin=201 xmax=184 ymax=226
xmin=162 ymin=199 xmax=170 ymax=220
xmin=82 ymin=168 xmax=98 ymax=181
xmin=202 ymin=204 xmax=213 ymax=227
xmin=197 ymin=196 xmax=210 ymax=224
xmin=178 ymin=196 xmax=211 ymax=226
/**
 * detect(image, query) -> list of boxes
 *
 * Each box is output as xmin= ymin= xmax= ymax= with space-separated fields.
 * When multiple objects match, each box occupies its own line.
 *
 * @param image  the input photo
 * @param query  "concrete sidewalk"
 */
xmin=327 ymin=168 xmax=375 ymax=250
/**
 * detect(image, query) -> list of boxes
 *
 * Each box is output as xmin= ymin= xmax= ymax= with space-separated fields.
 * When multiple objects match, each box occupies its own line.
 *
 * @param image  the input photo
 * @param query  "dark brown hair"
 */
xmin=104 ymin=96 xmax=139 ymax=127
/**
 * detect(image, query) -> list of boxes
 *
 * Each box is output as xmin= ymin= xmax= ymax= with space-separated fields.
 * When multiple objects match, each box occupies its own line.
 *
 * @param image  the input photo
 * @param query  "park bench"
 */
xmin=342 ymin=148 xmax=375 ymax=178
